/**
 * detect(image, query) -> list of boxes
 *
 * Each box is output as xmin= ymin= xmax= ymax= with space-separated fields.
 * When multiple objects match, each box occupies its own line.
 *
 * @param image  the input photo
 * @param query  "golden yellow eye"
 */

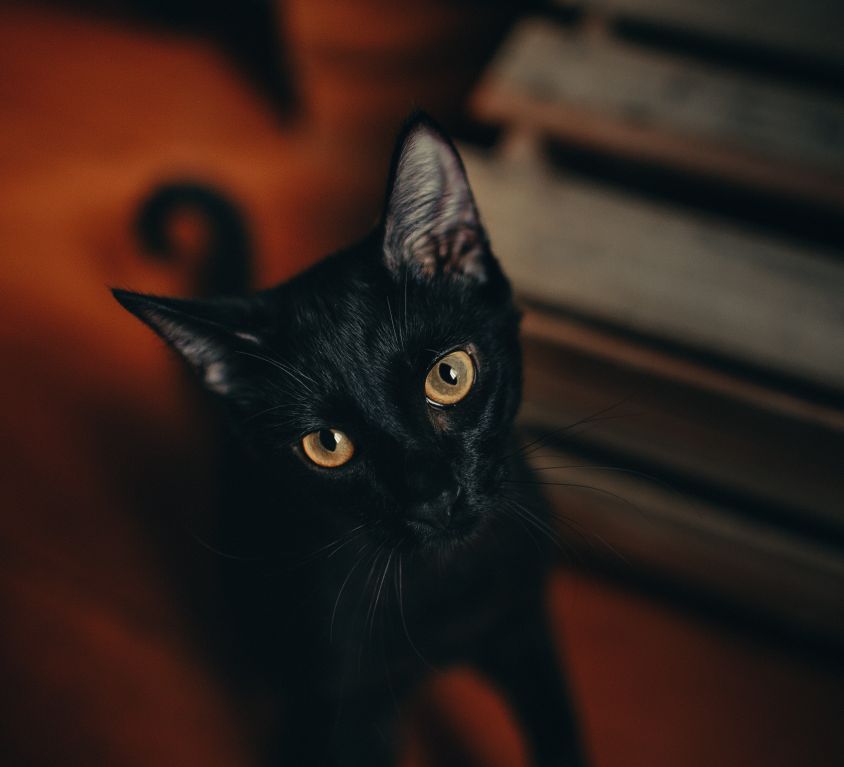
xmin=424 ymin=349 xmax=475 ymax=407
xmin=301 ymin=428 xmax=355 ymax=468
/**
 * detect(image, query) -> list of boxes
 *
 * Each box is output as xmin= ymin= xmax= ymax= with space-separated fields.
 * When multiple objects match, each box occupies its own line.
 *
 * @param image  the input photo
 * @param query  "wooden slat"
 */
xmin=460 ymin=145 xmax=844 ymax=391
xmin=518 ymin=313 xmax=844 ymax=530
xmin=522 ymin=310 xmax=844 ymax=432
xmin=472 ymin=19 xmax=844 ymax=207
xmin=559 ymin=0 xmax=844 ymax=67
xmin=526 ymin=442 xmax=844 ymax=644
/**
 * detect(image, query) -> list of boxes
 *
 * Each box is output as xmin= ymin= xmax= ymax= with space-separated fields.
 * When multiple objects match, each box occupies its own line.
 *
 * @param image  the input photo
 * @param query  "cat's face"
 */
xmin=115 ymin=115 xmax=521 ymax=556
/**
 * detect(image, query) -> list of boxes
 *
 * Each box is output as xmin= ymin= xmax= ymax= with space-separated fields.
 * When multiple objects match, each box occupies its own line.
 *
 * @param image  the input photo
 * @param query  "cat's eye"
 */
xmin=301 ymin=428 xmax=355 ymax=468
xmin=425 ymin=349 xmax=475 ymax=407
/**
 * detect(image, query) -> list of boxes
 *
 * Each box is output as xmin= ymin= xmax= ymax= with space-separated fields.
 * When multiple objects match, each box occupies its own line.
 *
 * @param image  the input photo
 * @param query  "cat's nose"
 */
xmin=407 ymin=486 xmax=460 ymax=531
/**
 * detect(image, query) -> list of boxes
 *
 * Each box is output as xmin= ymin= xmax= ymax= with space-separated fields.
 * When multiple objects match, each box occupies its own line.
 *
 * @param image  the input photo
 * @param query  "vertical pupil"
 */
xmin=439 ymin=363 xmax=458 ymax=386
xmin=319 ymin=429 xmax=337 ymax=451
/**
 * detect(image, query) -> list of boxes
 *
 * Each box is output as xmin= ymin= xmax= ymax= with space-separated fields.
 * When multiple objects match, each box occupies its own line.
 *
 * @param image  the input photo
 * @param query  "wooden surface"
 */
xmin=553 ymin=570 xmax=844 ymax=767
xmin=527 ymin=439 xmax=844 ymax=642
xmin=513 ymin=317 xmax=844 ymax=644
xmin=472 ymin=18 xmax=844 ymax=209
xmin=461 ymin=145 xmax=844 ymax=391
xmin=558 ymin=0 xmax=844 ymax=67
xmin=517 ymin=312 xmax=844 ymax=526
xmin=481 ymin=19 xmax=844 ymax=170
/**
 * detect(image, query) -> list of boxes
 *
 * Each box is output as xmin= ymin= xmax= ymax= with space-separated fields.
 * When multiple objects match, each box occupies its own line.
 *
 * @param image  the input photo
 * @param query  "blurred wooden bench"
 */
xmin=459 ymin=2 xmax=844 ymax=646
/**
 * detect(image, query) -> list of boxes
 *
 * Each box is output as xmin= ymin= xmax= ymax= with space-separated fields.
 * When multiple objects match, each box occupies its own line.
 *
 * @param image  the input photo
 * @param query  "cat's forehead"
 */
xmin=267 ymin=271 xmax=479 ymax=405
xmin=284 ymin=272 xmax=472 ymax=353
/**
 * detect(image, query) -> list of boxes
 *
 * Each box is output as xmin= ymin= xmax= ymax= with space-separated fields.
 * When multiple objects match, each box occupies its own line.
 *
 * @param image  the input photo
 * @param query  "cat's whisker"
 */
xmin=503 ymin=397 xmax=636 ymax=463
xmin=503 ymin=487 xmax=631 ymax=566
xmin=385 ymin=296 xmax=402 ymax=349
xmin=529 ymin=411 xmax=644 ymax=457
xmin=361 ymin=543 xmax=386 ymax=621
xmin=358 ymin=543 xmax=388 ymax=670
xmin=499 ymin=501 xmax=543 ymax=553
xmin=330 ymin=542 xmax=370 ymax=644
xmin=543 ymin=508 xmax=606 ymax=563
xmin=244 ymin=398 xmax=305 ymax=423
xmin=527 ymin=463 xmax=692 ymax=512
xmin=322 ymin=527 xmax=368 ymax=561
xmin=264 ymin=404 xmax=311 ymax=426
xmin=369 ymin=547 xmax=395 ymax=642
xmin=501 ymin=496 xmax=563 ymax=551
xmin=236 ymin=350 xmax=319 ymax=392
xmin=552 ymin=507 xmax=629 ymax=564
xmin=183 ymin=524 xmax=262 ymax=562
xmin=574 ymin=525 xmax=629 ymax=564
xmin=502 ymin=478 xmax=648 ymax=520
xmin=267 ymin=378 xmax=313 ymax=406
xmin=395 ymin=551 xmax=435 ymax=671
xmin=500 ymin=494 xmax=583 ymax=565
xmin=292 ymin=523 xmax=369 ymax=568
xmin=402 ymin=267 xmax=409 ymax=345
xmin=327 ymin=532 xmax=364 ymax=559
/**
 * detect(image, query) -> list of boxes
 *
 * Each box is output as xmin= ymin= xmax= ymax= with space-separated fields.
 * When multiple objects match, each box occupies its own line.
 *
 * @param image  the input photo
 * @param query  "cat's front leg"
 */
xmin=473 ymin=600 xmax=588 ymax=767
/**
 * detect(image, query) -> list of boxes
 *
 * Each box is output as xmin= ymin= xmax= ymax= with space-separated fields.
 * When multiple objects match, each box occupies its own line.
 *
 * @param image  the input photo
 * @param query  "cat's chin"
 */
xmin=404 ymin=516 xmax=483 ymax=556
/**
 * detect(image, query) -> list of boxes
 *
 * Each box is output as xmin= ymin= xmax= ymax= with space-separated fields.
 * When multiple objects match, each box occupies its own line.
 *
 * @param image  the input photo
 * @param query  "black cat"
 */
xmin=114 ymin=114 xmax=586 ymax=767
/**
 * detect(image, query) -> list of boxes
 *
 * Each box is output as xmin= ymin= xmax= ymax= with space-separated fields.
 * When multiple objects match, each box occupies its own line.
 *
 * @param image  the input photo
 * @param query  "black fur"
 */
xmin=114 ymin=114 xmax=585 ymax=767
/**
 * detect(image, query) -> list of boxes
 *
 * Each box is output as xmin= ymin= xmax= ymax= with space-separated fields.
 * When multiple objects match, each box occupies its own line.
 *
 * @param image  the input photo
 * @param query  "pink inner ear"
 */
xmin=441 ymin=227 xmax=487 ymax=279
xmin=401 ymin=224 xmax=486 ymax=282
xmin=384 ymin=123 xmax=486 ymax=281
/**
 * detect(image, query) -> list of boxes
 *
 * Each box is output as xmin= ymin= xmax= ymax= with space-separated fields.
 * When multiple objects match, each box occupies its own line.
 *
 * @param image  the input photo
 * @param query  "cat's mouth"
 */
xmin=403 ymin=494 xmax=486 ymax=550
xmin=406 ymin=515 xmax=475 ymax=541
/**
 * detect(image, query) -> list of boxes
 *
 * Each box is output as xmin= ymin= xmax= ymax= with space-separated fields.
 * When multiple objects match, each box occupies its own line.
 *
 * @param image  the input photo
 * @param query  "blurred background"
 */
xmin=1 ymin=1 xmax=842 ymax=765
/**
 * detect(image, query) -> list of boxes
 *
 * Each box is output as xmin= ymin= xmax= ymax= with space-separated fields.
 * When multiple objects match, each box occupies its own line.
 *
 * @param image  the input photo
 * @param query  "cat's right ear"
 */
xmin=382 ymin=114 xmax=492 ymax=283
xmin=112 ymin=289 xmax=265 ymax=395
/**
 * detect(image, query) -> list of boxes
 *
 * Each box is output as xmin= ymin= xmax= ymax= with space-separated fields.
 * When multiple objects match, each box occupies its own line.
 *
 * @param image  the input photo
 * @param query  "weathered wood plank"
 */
xmin=527 ymin=442 xmax=844 ymax=644
xmin=522 ymin=309 xmax=844 ymax=432
xmin=559 ymin=0 xmax=844 ymax=67
xmin=518 ymin=315 xmax=844 ymax=530
xmin=481 ymin=19 xmax=844 ymax=169
xmin=472 ymin=19 xmax=844 ymax=204
xmin=460 ymin=145 xmax=844 ymax=391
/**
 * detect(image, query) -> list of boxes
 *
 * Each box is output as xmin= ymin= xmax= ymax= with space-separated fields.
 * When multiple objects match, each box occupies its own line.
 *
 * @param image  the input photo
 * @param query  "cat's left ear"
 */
xmin=112 ymin=289 xmax=266 ymax=396
xmin=383 ymin=115 xmax=491 ymax=282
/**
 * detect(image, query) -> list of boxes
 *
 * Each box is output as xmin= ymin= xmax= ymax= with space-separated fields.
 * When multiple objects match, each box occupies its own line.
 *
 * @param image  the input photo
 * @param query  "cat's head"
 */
xmin=114 ymin=114 xmax=521 ymax=558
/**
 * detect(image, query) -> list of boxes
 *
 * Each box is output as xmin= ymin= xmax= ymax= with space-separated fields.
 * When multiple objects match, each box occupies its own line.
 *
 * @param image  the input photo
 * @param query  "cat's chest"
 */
xmin=290 ymin=527 xmax=544 ymax=690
